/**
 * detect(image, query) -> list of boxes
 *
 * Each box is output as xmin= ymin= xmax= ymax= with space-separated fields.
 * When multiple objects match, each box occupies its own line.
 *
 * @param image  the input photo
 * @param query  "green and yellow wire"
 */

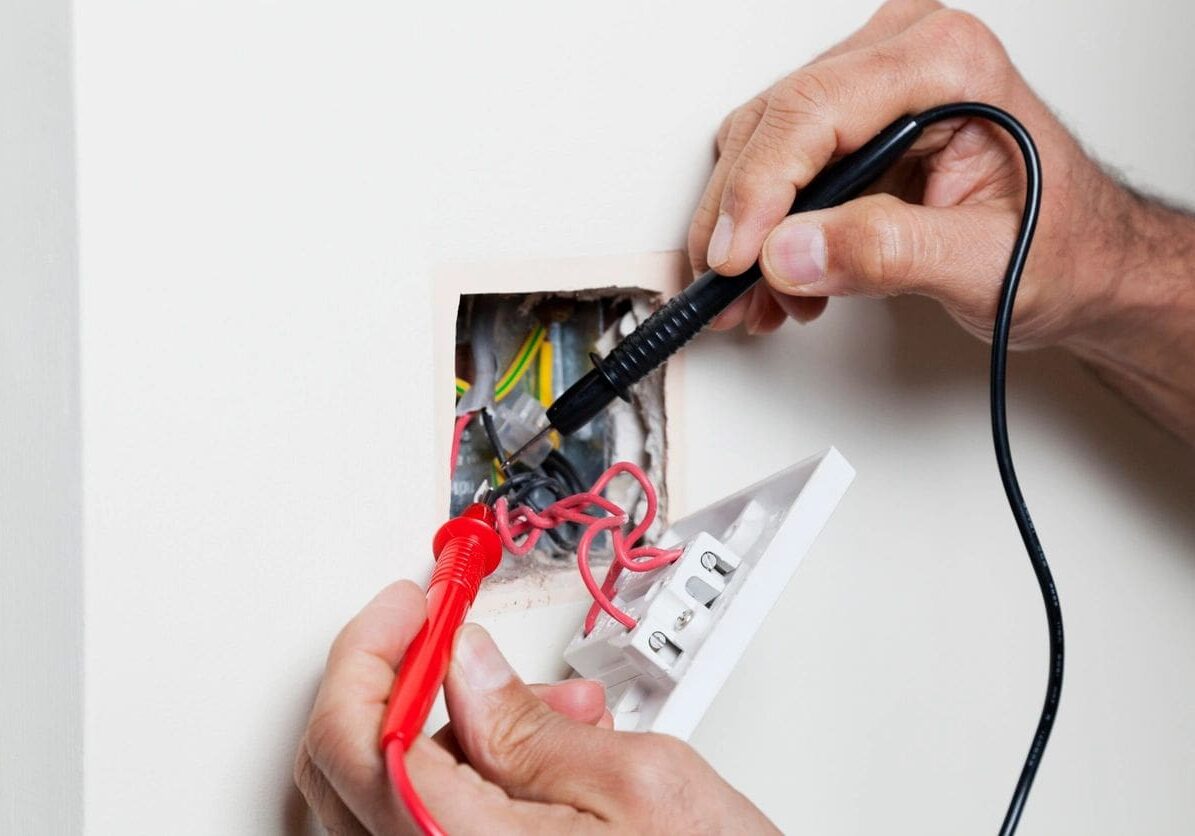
xmin=493 ymin=324 xmax=545 ymax=401
xmin=457 ymin=324 xmax=545 ymax=397
xmin=454 ymin=320 xmax=552 ymax=429
xmin=457 ymin=323 xmax=560 ymax=460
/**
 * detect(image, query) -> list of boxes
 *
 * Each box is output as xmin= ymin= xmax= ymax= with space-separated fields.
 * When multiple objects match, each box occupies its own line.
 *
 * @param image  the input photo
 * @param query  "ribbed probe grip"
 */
xmin=379 ymin=504 xmax=501 ymax=751
xmin=428 ymin=537 xmax=487 ymax=602
xmin=600 ymin=276 xmax=730 ymax=388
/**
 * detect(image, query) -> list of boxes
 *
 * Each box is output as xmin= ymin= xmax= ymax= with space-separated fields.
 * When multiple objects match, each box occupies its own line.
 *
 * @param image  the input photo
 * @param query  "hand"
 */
xmin=295 ymin=581 xmax=778 ymax=834
xmin=687 ymin=0 xmax=1126 ymax=350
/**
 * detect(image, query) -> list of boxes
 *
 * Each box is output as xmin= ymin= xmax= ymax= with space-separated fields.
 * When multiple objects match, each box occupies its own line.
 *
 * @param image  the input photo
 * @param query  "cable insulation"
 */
xmin=385 ymin=739 xmax=446 ymax=836
xmin=913 ymin=103 xmax=1061 ymax=836
xmin=449 ymin=412 xmax=474 ymax=477
xmin=494 ymin=324 xmax=546 ymax=402
xmin=493 ymin=461 xmax=682 ymax=633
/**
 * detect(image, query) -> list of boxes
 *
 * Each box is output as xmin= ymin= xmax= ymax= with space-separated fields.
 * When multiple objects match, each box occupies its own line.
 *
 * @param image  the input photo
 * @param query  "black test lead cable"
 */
xmin=916 ymin=103 xmax=1061 ymax=836
xmin=504 ymin=103 xmax=1061 ymax=834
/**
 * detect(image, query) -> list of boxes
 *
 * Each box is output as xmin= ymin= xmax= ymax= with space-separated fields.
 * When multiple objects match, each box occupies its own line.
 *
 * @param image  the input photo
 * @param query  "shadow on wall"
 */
xmin=881 ymin=295 xmax=1195 ymax=547
xmin=714 ymin=291 xmax=1195 ymax=548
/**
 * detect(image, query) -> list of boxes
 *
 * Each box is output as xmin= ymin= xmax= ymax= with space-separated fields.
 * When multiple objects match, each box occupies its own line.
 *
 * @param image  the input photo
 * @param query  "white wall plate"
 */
xmin=564 ymin=447 xmax=855 ymax=739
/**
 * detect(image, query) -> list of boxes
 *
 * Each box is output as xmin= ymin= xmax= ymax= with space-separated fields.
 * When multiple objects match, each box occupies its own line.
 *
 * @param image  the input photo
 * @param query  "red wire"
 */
xmin=449 ymin=412 xmax=474 ymax=477
xmin=493 ymin=461 xmax=681 ymax=634
xmin=385 ymin=739 xmax=446 ymax=836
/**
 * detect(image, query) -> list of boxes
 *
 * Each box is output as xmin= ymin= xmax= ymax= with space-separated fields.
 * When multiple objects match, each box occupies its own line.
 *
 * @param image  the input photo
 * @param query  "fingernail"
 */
xmin=454 ymin=624 xmax=514 ymax=692
xmin=707 ymin=213 xmax=734 ymax=268
xmin=765 ymin=224 xmax=826 ymax=290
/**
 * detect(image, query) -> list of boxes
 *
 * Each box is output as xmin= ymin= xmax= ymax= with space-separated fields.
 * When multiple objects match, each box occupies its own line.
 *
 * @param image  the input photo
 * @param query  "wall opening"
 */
xmin=451 ymin=288 xmax=668 ymax=584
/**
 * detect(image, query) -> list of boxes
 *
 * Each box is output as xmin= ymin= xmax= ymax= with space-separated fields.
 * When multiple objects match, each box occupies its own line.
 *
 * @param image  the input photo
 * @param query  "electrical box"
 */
xmin=450 ymin=290 xmax=667 ymax=531
xmin=435 ymin=253 xmax=688 ymax=612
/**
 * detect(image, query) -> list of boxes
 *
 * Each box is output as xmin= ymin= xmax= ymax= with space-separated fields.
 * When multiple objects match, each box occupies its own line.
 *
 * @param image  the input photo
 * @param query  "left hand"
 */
xmin=294 ymin=580 xmax=778 ymax=834
xmin=292 ymin=581 xmax=611 ymax=833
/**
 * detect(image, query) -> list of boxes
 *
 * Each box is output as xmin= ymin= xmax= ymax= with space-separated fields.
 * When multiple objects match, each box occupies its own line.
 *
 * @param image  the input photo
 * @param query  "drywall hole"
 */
xmin=451 ymin=289 xmax=669 ymax=585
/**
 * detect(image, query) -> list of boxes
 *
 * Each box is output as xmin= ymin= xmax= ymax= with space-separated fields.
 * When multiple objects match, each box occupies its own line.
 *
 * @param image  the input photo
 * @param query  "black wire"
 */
xmin=487 ymin=471 xmax=534 ymax=503
xmin=491 ymin=472 xmax=577 ymax=551
xmin=487 ymin=470 xmax=560 ymax=504
xmin=513 ymin=476 xmax=576 ymax=550
xmin=478 ymin=412 xmax=583 ymax=551
xmin=543 ymin=449 xmax=586 ymax=494
xmin=480 ymin=408 xmax=505 ymax=464
xmin=914 ymin=103 xmax=1062 ymax=836
xmin=508 ymin=475 xmax=566 ymax=506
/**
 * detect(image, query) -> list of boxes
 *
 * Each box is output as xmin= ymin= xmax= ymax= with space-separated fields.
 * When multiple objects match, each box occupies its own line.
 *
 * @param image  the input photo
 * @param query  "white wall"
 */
xmin=60 ymin=1 xmax=1195 ymax=834
xmin=0 ymin=0 xmax=82 ymax=832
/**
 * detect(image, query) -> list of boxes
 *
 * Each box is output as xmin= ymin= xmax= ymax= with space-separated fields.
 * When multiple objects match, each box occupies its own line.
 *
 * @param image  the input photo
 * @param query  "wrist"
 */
xmin=1062 ymin=184 xmax=1195 ymax=353
xmin=1052 ymin=169 xmax=1143 ymax=348
xmin=1059 ymin=177 xmax=1195 ymax=441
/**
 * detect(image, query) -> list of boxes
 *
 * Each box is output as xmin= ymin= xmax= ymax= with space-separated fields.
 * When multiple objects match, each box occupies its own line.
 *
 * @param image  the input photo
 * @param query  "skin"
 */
xmin=690 ymin=0 xmax=1195 ymax=443
xmin=294 ymin=581 xmax=776 ymax=834
xmin=297 ymin=2 xmax=1195 ymax=831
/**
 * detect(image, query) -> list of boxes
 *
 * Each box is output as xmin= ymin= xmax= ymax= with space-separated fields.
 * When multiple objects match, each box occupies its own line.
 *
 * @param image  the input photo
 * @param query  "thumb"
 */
xmin=443 ymin=624 xmax=634 ymax=817
xmin=759 ymin=193 xmax=1015 ymax=313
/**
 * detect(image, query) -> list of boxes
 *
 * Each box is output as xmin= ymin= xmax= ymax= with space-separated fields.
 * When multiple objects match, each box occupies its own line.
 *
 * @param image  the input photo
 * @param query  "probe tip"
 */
xmin=500 ymin=425 xmax=552 ymax=472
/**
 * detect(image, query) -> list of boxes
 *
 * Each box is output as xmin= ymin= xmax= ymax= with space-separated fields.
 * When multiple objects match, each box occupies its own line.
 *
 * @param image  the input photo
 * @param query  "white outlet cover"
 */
xmin=563 ymin=447 xmax=855 ymax=739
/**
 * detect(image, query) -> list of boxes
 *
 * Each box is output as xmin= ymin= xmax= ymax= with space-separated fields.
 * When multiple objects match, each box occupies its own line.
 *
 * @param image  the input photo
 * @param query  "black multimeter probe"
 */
xmin=505 ymin=102 xmax=1060 ymax=836
xmin=533 ymin=111 xmax=923 ymax=439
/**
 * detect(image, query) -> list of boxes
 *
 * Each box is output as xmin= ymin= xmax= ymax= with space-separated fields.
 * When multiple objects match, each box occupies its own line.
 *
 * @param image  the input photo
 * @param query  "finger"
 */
xmin=743 ymin=286 xmax=787 ymax=335
xmin=306 ymin=595 xmax=605 ymax=834
xmin=303 ymin=582 xmax=427 ymax=834
xmin=759 ymin=193 xmax=1016 ymax=316
xmin=775 ymin=293 xmax=829 ymax=324
xmin=428 ymin=724 xmax=467 ymax=763
xmin=313 ymin=581 xmax=427 ymax=747
xmin=533 ymin=679 xmax=608 ymax=724
xmin=327 ymin=580 xmax=428 ymax=675
xmin=688 ymin=95 xmax=770 ymax=275
xmin=688 ymin=0 xmax=944 ymax=276
xmin=863 ymin=156 xmax=928 ymax=205
xmin=293 ymin=737 xmax=372 ymax=836
xmin=710 ymin=292 xmax=752 ymax=331
xmin=403 ymin=737 xmax=600 ymax=835
xmin=429 ymin=679 xmax=608 ymax=755
xmin=748 ymin=290 xmax=791 ymax=335
xmin=708 ymin=9 xmax=1013 ymax=277
xmin=441 ymin=624 xmax=637 ymax=817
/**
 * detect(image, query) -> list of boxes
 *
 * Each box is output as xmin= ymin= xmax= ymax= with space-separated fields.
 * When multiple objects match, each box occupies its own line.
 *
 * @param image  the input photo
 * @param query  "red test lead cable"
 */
xmin=380 ymin=503 xmax=503 ymax=836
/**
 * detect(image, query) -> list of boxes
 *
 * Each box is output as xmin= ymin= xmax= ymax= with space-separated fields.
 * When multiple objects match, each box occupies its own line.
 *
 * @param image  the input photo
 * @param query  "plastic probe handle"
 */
xmin=546 ymin=114 xmax=924 ymax=436
xmin=379 ymin=503 xmax=503 ymax=750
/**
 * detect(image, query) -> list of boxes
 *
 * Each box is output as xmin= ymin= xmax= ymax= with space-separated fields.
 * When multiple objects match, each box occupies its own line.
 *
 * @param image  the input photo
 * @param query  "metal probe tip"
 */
xmin=500 ymin=425 xmax=552 ymax=472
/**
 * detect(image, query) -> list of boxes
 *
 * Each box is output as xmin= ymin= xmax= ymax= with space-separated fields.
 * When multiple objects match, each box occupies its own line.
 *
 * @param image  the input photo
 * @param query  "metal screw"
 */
xmin=675 ymin=609 xmax=693 ymax=630
xmin=700 ymin=551 xmax=717 ymax=571
xmin=648 ymin=631 xmax=668 ymax=652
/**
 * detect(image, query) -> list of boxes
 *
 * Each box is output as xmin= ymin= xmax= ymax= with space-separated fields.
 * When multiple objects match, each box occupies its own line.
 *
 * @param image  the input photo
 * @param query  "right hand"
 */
xmin=688 ymin=0 xmax=1128 ymax=350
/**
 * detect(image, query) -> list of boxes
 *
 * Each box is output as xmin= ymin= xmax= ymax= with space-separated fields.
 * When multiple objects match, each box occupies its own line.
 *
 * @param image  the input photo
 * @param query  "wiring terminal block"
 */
xmin=564 ymin=533 xmax=742 ymax=684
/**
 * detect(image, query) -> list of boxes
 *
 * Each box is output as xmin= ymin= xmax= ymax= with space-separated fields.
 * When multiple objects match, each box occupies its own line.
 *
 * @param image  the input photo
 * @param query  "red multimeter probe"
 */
xmin=380 ymin=503 xmax=502 ymax=836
